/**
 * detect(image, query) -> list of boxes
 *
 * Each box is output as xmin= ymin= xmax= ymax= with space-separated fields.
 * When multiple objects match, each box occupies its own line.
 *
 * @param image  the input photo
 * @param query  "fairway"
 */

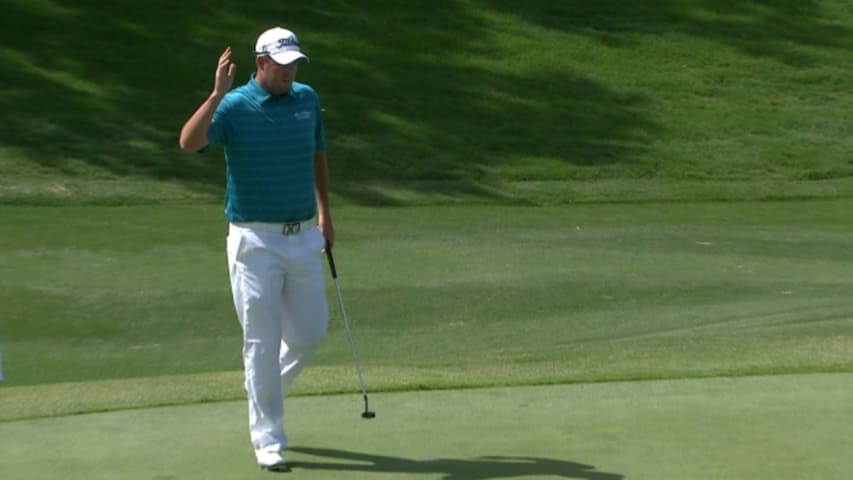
xmin=1 ymin=201 xmax=852 ymax=416
xmin=1 ymin=374 xmax=851 ymax=479
xmin=2 ymin=201 xmax=852 ymax=398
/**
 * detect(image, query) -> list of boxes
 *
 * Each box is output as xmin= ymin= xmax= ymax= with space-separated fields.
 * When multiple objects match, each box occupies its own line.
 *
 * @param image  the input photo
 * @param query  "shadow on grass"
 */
xmin=288 ymin=447 xmax=623 ymax=480
xmin=484 ymin=0 xmax=850 ymax=67
xmin=1 ymin=0 xmax=850 ymax=204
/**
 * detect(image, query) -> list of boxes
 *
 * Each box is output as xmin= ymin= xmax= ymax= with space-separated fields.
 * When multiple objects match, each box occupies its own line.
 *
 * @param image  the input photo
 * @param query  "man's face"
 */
xmin=257 ymin=57 xmax=299 ymax=96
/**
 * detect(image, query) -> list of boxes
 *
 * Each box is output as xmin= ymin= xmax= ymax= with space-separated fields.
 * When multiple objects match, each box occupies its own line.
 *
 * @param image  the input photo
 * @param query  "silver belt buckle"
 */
xmin=282 ymin=222 xmax=301 ymax=235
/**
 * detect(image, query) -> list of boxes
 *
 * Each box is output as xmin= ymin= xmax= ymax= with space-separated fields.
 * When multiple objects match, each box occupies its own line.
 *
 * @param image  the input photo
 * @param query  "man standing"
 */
xmin=179 ymin=27 xmax=333 ymax=472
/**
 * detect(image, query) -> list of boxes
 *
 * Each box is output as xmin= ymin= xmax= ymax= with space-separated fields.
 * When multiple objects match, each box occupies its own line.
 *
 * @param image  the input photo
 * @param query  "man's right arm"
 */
xmin=178 ymin=92 xmax=225 ymax=151
xmin=178 ymin=47 xmax=236 ymax=151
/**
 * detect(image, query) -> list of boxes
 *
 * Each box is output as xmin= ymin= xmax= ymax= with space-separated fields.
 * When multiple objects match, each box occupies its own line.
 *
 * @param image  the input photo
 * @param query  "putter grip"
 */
xmin=325 ymin=244 xmax=338 ymax=279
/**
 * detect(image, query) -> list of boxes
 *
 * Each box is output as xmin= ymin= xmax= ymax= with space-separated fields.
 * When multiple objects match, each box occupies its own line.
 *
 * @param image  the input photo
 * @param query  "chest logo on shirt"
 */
xmin=294 ymin=111 xmax=312 ymax=121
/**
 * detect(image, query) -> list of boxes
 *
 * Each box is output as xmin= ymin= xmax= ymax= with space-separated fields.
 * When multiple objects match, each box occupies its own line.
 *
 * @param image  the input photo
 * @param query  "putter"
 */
xmin=325 ymin=245 xmax=376 ymax=419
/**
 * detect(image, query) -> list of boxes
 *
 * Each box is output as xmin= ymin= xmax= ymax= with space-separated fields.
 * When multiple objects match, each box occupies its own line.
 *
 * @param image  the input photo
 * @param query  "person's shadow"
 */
xmin=287 ymin=447 xmax=623 ymax=479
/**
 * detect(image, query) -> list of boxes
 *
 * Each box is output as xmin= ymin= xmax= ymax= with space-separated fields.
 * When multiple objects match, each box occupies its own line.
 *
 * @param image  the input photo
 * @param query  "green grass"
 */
xmin=1 ymin=0 xmax=853 ymax=205
xmin=2 ymin=374 xmax=851 ymax=479
xmin=2 ymin=200 xmax=851 ymax=420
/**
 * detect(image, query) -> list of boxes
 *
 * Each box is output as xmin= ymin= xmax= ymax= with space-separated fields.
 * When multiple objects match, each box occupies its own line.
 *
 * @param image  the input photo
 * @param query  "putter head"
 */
xmin=361 ymin=411 xmax=376 ymax=419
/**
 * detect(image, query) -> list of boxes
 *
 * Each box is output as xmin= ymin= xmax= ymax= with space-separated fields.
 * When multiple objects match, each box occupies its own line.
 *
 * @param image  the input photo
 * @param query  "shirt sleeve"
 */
xmin=314 ymin=94 xmax=326 ymax=151
xmin=206 ymin=94 xmax=233 ymax=147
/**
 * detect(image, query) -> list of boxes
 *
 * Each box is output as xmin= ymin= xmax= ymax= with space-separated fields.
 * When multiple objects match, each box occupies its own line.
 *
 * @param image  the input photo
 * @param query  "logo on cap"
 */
xmin=259 ymin=36 xmax=299 ymax=54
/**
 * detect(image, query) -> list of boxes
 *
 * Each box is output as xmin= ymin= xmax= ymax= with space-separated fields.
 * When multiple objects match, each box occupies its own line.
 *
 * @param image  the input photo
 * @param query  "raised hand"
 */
xmin=214 ymin=47 xmax=236 ymax=97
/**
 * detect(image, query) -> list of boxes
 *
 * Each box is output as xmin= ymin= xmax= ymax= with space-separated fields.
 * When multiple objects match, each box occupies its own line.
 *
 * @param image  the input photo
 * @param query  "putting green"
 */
xmin=1 ymin=373 xmax=850 ymax=479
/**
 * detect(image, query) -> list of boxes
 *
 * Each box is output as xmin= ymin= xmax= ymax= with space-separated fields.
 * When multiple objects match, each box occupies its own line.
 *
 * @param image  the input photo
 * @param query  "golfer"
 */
xmin=179 ymin=26 xmax=333 ymax=471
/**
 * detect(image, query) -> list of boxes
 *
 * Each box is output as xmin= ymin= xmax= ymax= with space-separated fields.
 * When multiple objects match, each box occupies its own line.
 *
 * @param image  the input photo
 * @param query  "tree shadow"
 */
xmin=0 ymin=1 xmax=657 ymax=190
xmin=1 ymin=0 xmax=849 ymax=205
xmin=287 ymin=447 xmax=624 ymax=480
xmin=481 ymin=0 xmax=851 ymax=67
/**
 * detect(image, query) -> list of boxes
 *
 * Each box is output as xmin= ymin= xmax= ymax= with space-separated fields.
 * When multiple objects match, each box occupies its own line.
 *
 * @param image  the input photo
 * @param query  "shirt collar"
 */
xmin=246 ymin=74 xmax=294 ymax=103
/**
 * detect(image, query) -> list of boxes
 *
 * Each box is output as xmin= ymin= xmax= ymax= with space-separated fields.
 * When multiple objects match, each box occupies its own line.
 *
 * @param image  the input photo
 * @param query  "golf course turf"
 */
xmin=2 ymin=1 xmax=853 ymax=478
xmin=1 ymin=201 xmax=851 ymax=479
xmin=2 ymin=201 xmax=851 ymax=394
xmin=2 ymin=374 xmax=851 ymax=479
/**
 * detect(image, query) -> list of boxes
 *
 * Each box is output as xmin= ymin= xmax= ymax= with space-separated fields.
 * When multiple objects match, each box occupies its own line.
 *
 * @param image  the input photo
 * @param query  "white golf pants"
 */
xmin=226 ymin=221 xmax=329 ymax=457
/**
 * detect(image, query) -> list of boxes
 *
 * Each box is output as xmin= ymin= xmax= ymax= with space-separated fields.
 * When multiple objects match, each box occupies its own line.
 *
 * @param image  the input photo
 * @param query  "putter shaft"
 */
xmin=326 ymin=247 xmax=374 ymax=417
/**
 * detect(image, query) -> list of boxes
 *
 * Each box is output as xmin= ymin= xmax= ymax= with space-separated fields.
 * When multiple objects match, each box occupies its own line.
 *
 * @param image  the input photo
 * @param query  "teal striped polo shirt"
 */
xmin=207 ymin=75 xmax=325 ymax=223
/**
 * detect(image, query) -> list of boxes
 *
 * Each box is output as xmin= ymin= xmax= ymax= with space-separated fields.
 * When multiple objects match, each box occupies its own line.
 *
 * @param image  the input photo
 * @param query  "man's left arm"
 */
xmin=314 ymin=150 xmax=334 ymax=248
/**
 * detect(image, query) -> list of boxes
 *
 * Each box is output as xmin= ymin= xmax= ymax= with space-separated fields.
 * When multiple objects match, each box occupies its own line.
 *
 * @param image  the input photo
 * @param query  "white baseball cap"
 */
xmin=255 ymin=27 xmax=309 ymax=65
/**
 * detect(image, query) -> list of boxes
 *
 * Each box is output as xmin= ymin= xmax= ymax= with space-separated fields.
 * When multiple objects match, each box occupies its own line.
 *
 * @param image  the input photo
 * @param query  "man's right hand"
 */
xmin=214 ymin=47 xmax=236 ymax=98
xmin=179 ymin=47 xmax=236 ymax=151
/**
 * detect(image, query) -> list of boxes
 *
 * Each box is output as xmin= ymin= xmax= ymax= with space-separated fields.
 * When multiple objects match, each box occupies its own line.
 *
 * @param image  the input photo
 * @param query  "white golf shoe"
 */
xmin=256 ymin=449 xmax=288 ymax=472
